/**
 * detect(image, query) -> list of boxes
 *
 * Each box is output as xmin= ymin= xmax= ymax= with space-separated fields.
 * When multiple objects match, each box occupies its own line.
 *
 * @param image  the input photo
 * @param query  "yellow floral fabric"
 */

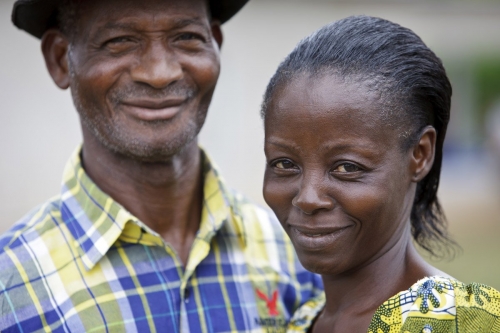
xmin=287 ymin=276 xmax=500 ymax=332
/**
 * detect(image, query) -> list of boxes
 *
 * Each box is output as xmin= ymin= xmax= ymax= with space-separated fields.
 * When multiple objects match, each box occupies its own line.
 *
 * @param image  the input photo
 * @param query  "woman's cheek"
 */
xmin=263 ymin=180 xmax=294 ymax=221
xmin=336 ymin=185 xmax=387 ymax=227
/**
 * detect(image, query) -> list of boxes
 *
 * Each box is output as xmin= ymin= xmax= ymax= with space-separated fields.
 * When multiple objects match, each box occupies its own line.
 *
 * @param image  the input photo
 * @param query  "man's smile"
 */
xmin=120 ymin=97 xmax=188 ymax=121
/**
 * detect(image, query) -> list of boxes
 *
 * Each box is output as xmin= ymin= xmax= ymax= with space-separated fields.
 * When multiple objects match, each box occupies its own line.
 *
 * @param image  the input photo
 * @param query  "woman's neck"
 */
xmin=313 ymin=227 xmax=443 ymax=333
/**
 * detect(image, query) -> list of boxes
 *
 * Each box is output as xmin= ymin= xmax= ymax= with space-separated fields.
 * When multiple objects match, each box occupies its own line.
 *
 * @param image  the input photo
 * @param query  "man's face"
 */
xmin=66 ymin=0 xmax=221 ymax=162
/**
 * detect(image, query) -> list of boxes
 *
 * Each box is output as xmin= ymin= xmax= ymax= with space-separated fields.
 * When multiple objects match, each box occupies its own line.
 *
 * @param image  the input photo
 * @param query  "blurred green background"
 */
xmin=423 ymin=54 xmax=500 ymax=289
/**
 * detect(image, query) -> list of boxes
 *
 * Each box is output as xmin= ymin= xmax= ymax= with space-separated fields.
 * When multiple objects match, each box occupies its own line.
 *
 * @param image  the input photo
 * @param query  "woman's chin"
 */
xmin=297 ymin=254 xmax=339 ymax=276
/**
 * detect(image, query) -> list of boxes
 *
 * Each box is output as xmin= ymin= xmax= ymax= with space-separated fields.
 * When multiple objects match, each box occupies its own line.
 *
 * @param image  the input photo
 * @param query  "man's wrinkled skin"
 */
xmin=42 ymin=0 xmax=223 ymax=265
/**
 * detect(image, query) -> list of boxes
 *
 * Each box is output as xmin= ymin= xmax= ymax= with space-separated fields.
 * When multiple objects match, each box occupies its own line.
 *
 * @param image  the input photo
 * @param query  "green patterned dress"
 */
xmin=287 ymin=276 xmax=500 ymax=332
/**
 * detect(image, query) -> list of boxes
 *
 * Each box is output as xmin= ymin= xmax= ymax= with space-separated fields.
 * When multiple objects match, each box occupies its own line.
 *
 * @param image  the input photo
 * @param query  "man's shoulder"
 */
xmin=224 ymin=189 xmax=324 ymax=301
xmin=224 ymin=189 xmax=300 ymax=270
xmin=1 ymin=196 xmax=63 ymax=245
xmin=0 ymin=196 xmax=71 ymax=323
xmin=0 ymin=198 xmax=62 ymax=274
xmin=227 ymin=189 xmax=285 ymax=239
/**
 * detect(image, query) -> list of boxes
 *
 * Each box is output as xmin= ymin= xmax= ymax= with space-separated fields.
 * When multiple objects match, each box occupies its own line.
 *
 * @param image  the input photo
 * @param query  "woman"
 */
xmin=261 ymin=16 xmax=500 ymax=332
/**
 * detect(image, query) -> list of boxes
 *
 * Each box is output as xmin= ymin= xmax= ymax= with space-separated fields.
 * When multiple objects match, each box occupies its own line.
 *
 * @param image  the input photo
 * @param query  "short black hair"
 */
xmin=262 ymin=15 xmax=455 ymax=257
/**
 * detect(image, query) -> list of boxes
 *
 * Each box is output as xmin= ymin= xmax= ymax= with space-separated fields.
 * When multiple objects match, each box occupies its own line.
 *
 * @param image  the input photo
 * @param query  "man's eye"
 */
xmin=274 ymin=160 xmax=296 ymax=170
xmin=177 ymin=33 xmax=205 ymax=42
xmin=334 ymin=163 xmax=360 ymax=173
xmin=106 ymin=36 xmax=133 ymax=45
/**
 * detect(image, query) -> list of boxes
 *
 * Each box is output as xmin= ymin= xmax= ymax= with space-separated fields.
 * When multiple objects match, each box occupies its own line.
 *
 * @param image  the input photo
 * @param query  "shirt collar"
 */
xmin=60 ymin=146 xmax=245 ymax=271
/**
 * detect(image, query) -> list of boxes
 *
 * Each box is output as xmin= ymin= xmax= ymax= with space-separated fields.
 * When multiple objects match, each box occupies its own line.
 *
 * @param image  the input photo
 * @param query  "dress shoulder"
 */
xmin=286 ymin=276 xmax=500 ymax=332
xmin=454 ymin=280 xmax=500 ymax=331
xmin=370 ymin=276 xmax=500 ymax=333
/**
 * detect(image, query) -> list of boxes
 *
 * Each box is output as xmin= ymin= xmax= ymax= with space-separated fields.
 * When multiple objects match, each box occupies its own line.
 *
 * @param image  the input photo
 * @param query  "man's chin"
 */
xmin=114 ymin=139 xmax=197 ymax=163
xmin=94 ymin=131 xmax=199 ymax=163
xmin=81 ymin=113 xmax=203 ymax=163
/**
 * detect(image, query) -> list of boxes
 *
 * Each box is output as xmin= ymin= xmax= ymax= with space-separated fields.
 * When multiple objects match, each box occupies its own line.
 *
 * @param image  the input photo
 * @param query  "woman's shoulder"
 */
xmin=452 ymin=278 xmax=500 ymax=331
xmin=286 ymin=277 xmax=500 ymax=333
xmin=370 ymin=276 xmax=500 ymax=333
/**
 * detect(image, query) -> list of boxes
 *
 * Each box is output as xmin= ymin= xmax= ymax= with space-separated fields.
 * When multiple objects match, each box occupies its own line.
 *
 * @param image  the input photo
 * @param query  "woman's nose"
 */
xmin=130 ymin=41 xmax=183 ymax=89
xmin=292 ymin=175 xmax=335 ymax=215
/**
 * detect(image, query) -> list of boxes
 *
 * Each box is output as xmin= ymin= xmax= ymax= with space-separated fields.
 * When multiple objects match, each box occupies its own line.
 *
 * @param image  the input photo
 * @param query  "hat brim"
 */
xmin=12 ymin=0 xmax=249 ymax=39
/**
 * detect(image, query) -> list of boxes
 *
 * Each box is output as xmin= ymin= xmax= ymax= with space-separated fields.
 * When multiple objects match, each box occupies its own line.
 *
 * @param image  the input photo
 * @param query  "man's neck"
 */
xmin=81 ymin=133 xmax=204 ymax=267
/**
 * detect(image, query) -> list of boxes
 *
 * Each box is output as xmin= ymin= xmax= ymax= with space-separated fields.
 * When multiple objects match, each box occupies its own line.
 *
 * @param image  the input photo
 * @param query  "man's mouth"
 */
xmin=123 ymin=97 xmax=186 ymax=109
xmin=120 ymin=98 xmax=187 ymax=121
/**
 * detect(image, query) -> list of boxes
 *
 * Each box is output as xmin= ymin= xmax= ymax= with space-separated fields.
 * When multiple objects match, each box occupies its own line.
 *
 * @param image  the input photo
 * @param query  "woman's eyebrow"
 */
xmin=265 ymin=139 xmax=302 ymax=152
xmin=266 ymin=138 xmax=383 ymax=160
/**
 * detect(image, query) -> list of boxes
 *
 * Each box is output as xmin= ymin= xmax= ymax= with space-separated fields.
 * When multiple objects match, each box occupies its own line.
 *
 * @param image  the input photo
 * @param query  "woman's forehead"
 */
xmin=268 ymin=73 xmax=387 ymax=121
xmin=264 ymin=73 xmax=410 ymax=151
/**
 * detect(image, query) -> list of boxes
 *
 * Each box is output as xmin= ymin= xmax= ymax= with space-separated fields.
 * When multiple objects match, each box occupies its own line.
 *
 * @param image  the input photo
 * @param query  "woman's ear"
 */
xmin=41 ymin=29 xmax=71 ymax=90
xmin=410 ymin=126 xmax=437 ymax=182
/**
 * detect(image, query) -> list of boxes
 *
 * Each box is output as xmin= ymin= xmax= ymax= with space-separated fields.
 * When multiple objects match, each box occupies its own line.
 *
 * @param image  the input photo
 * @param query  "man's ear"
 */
xmin=410 ymin=126 xmax=437 ymax=182
xmin=41 ymin=29 xmax=71 ymax=89
xmin=211 ymin=20 xmax=223 ymax=49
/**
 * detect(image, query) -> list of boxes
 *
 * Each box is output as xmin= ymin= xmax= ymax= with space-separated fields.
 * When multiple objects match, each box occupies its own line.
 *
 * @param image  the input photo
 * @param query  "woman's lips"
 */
xmin=289 ymin=225 xmax=352 ymax=250
xmin=120 ymin=98 xmax=186 ymax=121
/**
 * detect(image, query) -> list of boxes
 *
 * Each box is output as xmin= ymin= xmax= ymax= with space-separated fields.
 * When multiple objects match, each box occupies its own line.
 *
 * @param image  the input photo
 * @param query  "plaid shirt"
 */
xmin=0 ymin=148 xmax=322 ymax=333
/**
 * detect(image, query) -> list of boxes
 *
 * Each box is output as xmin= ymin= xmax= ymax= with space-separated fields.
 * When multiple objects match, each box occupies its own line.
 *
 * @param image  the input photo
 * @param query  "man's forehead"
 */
xmin=76 ymin=0 xmax=211 ymax=24
xmin=13 ymin=0 xmax=248 ymax=39
xmin=69 ymin=0 xmax=212 ymax=39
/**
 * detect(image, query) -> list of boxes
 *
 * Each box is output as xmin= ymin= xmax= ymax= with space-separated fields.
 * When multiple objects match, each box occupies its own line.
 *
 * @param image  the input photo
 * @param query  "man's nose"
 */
xmin=292 ymin=174 xmax=335 ymax=215
xmin=130 ymin=41 xmax=183 ymax=89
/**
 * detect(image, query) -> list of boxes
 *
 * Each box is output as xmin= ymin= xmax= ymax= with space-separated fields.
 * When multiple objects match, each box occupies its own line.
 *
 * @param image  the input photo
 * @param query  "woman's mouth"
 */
xmin=289 ymin=225 xmax=352 ymax=250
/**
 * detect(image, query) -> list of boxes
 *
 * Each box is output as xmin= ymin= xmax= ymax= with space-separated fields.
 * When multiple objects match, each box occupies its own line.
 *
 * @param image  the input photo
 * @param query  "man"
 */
xmin=0 ymin=0 xmax=322 ymax=332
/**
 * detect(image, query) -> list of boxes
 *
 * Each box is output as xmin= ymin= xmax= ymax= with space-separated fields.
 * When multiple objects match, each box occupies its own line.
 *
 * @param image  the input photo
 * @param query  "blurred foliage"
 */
xmin=474 ymin=57 xmax=500 ymax=130
xmin=423 ymin=200 xmax=500 ymax=290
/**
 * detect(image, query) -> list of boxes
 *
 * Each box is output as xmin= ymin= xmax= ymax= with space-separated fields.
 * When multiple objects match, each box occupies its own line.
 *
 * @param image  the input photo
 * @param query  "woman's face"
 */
xmin=263 ymin=74 xmax=418 ymax=276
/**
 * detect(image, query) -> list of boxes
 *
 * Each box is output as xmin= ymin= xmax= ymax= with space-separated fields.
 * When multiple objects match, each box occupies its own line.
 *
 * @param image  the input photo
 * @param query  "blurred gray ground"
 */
xmin=1 ymin=0 xmax=499 ymax=288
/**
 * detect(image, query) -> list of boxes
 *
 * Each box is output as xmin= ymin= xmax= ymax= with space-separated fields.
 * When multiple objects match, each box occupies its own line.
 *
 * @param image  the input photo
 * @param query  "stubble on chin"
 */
xmin=69 ymin=70 xmax=208 ymax=163
xmin=73 ymin=94 xmax=206 ymax=163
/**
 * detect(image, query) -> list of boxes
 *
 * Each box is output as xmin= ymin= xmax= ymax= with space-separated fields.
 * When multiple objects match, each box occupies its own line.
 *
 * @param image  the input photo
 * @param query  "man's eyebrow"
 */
xmin=99 ymin=22 xmax=136 ymax=31
xmin=170 ymin=17 xmax=208 ymax=29
xmin=100 ymin=17 xmax=208 ymax=32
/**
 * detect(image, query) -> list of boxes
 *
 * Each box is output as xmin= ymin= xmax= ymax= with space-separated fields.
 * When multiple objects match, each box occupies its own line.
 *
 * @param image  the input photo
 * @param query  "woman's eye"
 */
xmin=274 ymin=160 xmax=296 ymax=170
xmin=334 ymin=163 xmax=360 ymax=173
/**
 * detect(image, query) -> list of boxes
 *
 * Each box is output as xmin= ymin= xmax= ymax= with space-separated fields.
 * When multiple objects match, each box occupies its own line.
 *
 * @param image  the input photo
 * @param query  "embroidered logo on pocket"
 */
xmin=256 ymin=289 xmax=279 ymax=316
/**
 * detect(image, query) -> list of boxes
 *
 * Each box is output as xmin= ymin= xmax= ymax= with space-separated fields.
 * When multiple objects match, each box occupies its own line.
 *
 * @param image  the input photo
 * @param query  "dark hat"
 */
xmin=12 ymin=0 xmax=250 ymax=39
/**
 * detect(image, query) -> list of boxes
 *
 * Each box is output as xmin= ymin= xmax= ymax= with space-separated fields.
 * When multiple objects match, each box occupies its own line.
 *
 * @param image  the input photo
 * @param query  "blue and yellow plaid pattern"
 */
xmin=0 ymin=148 xmax=322 ymax=332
